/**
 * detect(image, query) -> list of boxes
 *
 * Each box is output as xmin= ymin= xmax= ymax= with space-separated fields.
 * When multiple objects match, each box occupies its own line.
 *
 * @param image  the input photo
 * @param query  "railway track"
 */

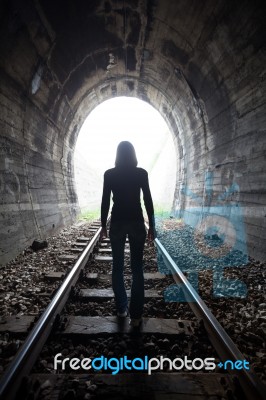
xmin=0 ymin=220 xmax=265 ymax=400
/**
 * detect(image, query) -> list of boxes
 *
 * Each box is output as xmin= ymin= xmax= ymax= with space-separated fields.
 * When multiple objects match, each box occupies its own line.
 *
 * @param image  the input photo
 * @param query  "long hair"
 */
xmin=115 ymin=141 xmax=138 ymax=167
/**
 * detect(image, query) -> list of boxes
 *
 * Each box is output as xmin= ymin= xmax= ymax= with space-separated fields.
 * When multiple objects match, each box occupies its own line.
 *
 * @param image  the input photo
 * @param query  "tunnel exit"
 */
xmin=74 ymin=97 xmax=177 ymax=220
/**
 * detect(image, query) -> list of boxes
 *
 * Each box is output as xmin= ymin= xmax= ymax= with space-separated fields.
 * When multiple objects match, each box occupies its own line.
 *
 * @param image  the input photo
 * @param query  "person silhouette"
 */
xmin=100 ymin=141 xmax=155 ymax=327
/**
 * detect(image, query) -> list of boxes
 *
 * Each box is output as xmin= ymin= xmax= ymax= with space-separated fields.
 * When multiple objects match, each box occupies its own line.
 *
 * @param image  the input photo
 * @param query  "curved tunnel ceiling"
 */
xmin=0 ymin=0 xmax=265 ymax=264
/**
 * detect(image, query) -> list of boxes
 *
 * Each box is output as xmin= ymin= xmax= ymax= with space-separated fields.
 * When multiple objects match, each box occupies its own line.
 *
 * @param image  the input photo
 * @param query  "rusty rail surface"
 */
xmin=0 ymin=221 xmax=265 ymax=400
xmin=154 ymin=235 xmax=265 ymax=400
xmin=0 ymin=223 xmax=102 ymax=400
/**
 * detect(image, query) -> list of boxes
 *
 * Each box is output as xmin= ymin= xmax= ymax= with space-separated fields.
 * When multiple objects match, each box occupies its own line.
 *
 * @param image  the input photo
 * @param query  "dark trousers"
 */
xmin=109 ymin=221 xmax=146 ymax=318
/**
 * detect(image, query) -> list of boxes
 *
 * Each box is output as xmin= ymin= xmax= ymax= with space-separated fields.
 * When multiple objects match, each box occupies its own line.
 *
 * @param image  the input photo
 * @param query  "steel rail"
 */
xmin=0 ymin=224 xmax=103 ymax=400
xmin=154 ymin=236 xmax=265 ymax=400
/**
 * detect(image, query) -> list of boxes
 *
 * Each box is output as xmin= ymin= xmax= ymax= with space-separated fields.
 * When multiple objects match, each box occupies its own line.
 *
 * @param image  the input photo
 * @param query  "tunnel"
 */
xmin=0 ymin=0 xmax=265 ymax=266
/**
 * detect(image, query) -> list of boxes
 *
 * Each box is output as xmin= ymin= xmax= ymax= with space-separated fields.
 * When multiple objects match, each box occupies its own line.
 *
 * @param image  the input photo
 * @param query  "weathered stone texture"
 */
xmin=0 ymin=0 xmax=266 ymax=264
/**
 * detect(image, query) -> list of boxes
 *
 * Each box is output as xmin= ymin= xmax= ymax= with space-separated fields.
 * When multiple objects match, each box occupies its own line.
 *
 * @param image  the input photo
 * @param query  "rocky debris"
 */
xmin=0 ymin=221 xmax=96 ymax=317
xmin=156 ymin=218 xmax=266 ymax=383
xmin=31 ymin=240 xmax=48 ymax=252
xmin=0 ymin=217 xmax=265 ymax=385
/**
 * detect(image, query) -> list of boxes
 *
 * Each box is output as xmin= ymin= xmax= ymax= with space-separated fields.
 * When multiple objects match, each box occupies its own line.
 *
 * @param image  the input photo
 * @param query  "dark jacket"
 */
xmin=101 ymin=166 xmax=154 ymax=228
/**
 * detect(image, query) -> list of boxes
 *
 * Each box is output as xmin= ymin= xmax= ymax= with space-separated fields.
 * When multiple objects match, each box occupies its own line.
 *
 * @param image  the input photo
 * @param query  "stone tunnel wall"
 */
xmin=0 ymin=0 xmax=266 ymax=265
xmin=0 ymin=70 xmax=77 ymax=265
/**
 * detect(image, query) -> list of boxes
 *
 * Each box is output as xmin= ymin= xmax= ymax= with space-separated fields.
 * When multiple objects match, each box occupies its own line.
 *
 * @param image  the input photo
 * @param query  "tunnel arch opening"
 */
xmin=62 ymin=78 xmax=188 ymax=225
xmin=73 ymin=96 xmax=178 ymax=220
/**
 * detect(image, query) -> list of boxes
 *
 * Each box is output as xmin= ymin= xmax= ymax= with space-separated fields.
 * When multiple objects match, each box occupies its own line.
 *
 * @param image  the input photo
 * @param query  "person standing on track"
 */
xmin=100 ymin=141 xmax=155 ymax=328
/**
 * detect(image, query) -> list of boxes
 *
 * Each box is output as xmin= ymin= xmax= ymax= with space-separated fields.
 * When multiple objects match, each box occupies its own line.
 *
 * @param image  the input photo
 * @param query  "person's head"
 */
xmin=115 ymin=141 xmax=138 ymax=167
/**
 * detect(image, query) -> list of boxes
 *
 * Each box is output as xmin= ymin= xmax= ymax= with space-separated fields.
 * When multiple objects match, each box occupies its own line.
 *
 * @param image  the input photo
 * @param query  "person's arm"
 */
xmin=142 ymin=170 xmax=156 ymax=240
xmin=100 ymin=171 xmax=111 ymax=238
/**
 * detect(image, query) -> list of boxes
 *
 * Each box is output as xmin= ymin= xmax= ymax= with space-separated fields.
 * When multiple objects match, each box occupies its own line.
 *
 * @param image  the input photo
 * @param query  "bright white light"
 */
xmin=74 ymin=97 xmax=176 ymax=214
xmin=75 ymin=97 xmax=168 ymax=171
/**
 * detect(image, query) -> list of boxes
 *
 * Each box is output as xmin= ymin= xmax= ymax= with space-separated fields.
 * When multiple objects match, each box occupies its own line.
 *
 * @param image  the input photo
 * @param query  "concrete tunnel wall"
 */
xmin=0 ymin=0 xmax=266 ymax=266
